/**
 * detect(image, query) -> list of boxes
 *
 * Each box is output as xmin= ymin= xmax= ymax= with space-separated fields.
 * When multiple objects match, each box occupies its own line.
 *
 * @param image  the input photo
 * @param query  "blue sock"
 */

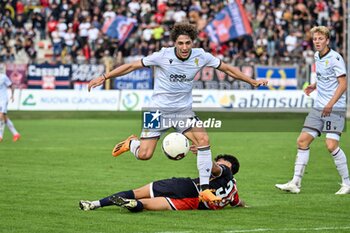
xmin=99 ymin=190 xmax=135 ymax=207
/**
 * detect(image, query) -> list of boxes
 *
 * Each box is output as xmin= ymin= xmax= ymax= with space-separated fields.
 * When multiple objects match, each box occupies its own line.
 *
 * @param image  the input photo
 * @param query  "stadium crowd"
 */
xmin=0 ymin=0 xmax=344 ymax=67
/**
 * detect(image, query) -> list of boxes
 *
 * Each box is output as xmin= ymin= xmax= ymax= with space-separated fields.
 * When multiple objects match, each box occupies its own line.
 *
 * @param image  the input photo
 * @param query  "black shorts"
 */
xmin=151 ymin=177 xmax=199 ymax=199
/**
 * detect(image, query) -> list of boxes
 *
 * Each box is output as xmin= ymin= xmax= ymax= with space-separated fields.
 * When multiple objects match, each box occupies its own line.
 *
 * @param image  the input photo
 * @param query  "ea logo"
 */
xmin=219 ymin=94 xmax=235 ymax=109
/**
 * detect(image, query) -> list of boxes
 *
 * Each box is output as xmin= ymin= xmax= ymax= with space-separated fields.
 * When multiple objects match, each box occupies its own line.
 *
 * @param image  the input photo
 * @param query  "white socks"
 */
xmin=197 ymin=146 xmax=212 ymax=187
xmin=291 ymin=147 xmax=350 ymax=187
xmin=292 ymin=148 xmax=310 ymax=186
xmin=92 ymin=200 xmax=101 ymax=208
xmin=0 ymin=120 xmax=5 ymax=138
xmin=130 ymin=139 xmax=141 ymax=159
xmin=6 ymin=118 xmax=19 ymax=135
xmin=332 ymin=147 xmax=350 ymax=186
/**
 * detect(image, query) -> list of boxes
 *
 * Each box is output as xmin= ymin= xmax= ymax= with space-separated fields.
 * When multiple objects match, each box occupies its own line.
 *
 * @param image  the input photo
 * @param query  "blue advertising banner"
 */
xmin=27 ymin=64 xmax=71 ymax=89
xmin=114 ymin=68 xmax=153 ymax=89
xmin=71 ymin=64 xmax=105 ymax=90
xmin=255 ymin=66 xmax=298 ymax=90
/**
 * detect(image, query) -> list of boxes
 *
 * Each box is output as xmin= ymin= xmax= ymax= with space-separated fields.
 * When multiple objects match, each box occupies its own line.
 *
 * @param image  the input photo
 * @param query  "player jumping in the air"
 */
xmin=88 ymin=23 xmax=268 ymax=203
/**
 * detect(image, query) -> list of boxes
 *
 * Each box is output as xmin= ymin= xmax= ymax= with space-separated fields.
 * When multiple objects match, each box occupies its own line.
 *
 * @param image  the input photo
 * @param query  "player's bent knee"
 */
xmin=325 ymin=140 xmax=339 ymax=153
xmin=296 ymin=131 xmax=315 ymax=149
xmin=196 ymin=135 xmax=210 ymax=147
xmin=137 ymin=151 xmax=153 ymax=160
xmin=297 ymin=136 xmax=311 ymax=149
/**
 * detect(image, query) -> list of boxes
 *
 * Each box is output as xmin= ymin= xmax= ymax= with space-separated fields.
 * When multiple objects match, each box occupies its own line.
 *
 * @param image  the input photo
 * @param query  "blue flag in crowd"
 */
xmin=106 ymin=16 xmax=137 ymax=45
xmin=205 ymin=0 xmax=252 ymax=44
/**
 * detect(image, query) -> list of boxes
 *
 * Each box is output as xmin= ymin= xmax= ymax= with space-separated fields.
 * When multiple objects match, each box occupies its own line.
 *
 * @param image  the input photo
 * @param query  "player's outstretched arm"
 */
xmin=217 ymin=62 xmax=268 ymax=87
xmin=88 ymin=60 xmax=144 ymax=91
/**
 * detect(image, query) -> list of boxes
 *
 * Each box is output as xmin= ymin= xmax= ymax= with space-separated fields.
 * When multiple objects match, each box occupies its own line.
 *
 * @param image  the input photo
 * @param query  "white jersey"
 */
xmin=314 ymin=49 xmax=347 ymax=109
xmin=142 ymin=47 xmax=221 ymax=110
xmin=0 ymin=73 xmax=12 ymax=103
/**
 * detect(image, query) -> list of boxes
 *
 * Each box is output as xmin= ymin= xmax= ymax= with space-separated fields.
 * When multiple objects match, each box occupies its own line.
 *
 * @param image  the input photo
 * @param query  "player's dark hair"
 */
xmin=215 ymin=154 xmax=240 ymax=175
xmin=170 ymin=22 xmax=198 ymax=42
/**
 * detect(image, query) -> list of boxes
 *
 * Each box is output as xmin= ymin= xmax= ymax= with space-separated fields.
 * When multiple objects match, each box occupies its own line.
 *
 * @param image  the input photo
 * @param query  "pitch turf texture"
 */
xmin=1 ymin=111 xmax=350 ymax=233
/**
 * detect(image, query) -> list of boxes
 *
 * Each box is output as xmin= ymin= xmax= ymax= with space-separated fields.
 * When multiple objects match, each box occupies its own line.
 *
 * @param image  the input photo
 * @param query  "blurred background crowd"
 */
xmin=0 ymin=0 xmax=345 ymax=67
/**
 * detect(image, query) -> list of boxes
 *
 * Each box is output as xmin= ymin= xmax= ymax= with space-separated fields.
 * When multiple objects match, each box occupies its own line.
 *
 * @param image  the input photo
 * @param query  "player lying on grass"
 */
xmin=79 ymin=154 xmax=246 ymax=212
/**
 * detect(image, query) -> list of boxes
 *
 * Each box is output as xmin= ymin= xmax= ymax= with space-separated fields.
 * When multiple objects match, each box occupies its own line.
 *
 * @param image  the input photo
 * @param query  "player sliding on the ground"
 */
xmin=88 ymin=22 xmax=268 ymax=203
xmin=80 ymin=154 xmax=246 ymax=211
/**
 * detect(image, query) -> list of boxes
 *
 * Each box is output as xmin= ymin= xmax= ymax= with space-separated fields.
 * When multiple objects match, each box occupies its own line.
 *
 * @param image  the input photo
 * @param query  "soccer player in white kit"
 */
xmin=0 ymin=68 xmax=21 ymax=142
xmin=88 ymin=23 xmax=268 ymax=203
xmin=275 ymin=26 xmax=350 ymax=195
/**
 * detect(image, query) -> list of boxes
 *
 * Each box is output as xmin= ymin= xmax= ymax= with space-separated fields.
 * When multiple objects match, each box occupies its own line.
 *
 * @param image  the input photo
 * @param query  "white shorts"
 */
xmin=302 ymin=108 xmax=345 ymax=136
xmin=0 ymin=100 xmax=8 ymax=114
xmin=140 ymin=109 xmax=199 ymax=139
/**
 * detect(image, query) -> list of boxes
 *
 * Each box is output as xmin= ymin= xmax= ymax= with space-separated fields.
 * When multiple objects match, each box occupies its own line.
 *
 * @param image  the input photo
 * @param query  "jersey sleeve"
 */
xmin=202 ymin=50 xmax=221 ymax=68
xmin=332 ymin=54 xmax=346 ymax=78
xmin=141 ymin=48 xmax=165 ymax=67
xmin=229 ymin=188 xmax=241 ymax=207
xmin=220 ymin=164 xmax=231 ymax=177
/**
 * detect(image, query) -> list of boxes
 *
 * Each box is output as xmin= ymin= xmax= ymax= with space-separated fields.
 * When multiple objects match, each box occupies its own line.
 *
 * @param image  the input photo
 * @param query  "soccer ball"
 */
xmin=162 ymin=132 xmax=190 ymax=160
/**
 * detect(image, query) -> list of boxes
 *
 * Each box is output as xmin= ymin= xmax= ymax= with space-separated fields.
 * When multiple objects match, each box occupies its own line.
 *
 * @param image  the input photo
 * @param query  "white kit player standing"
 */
xmin=276 ymin=26 xmax=350 ymax=194
xmin=0 ymin=66 xmax=21 ymax=142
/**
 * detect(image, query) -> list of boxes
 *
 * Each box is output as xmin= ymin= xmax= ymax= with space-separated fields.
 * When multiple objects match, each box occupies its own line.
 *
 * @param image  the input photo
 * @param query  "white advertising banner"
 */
xmin=9 ymin=89 xmax=316 ymax=112
xmin=7 ymin=89 xmax=21 ymax=111
xmin=191 ymin=90 xmax=315 ymax=110
xmin=18 ymin=90 xmax=120 ymax=111
xmin=118 ymin=90 xmax=315 ymax=111
xmin=119 ymin=90 xmax=153 ymax=111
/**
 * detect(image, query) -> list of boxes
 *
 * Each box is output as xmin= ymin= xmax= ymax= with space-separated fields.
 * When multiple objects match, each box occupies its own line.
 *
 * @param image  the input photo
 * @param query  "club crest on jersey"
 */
xmin=194 ymin=58 xmax=199 ymax=66
xmin=169 ymin=59 xmax=173 ymax=64
xmin=325 ymin=60 xmax=329 ymax=66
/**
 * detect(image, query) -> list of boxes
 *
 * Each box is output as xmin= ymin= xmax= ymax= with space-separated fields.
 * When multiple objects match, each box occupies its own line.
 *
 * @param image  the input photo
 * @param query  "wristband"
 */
xmin=102 ymin=73 xmax=107 ymax=81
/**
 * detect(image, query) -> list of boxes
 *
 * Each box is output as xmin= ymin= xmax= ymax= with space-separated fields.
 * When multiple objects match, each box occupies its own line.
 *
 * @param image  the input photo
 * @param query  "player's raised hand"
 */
xmin=88 ymin=76 xmax=106 ymax=92
xmin=304 ymin=84 xmax=316 ymax=96
xmin=252 ymin=79 xmax=268 ymax=87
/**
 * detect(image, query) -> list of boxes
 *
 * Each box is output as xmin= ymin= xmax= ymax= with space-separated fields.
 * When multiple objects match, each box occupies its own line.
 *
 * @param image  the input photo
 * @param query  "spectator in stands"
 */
xmin=88 ymin=24 xmax=99 ymax=51
xmin=51 ymin=27 xmax=62 ymax=59
xmin=32 ymin=12 xmax=46 ymax=40
xmin=285 ymin=31 xmax=298 ymax=56
xmin=63 ymin=26 xmax=76 ymax=54
xmin=78 ymin=16 xmax=91 ymax=46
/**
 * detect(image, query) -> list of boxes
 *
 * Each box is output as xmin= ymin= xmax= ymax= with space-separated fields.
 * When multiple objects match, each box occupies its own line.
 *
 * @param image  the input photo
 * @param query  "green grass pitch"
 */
xmin=1 ymin=111 xmax=350 ymax=233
